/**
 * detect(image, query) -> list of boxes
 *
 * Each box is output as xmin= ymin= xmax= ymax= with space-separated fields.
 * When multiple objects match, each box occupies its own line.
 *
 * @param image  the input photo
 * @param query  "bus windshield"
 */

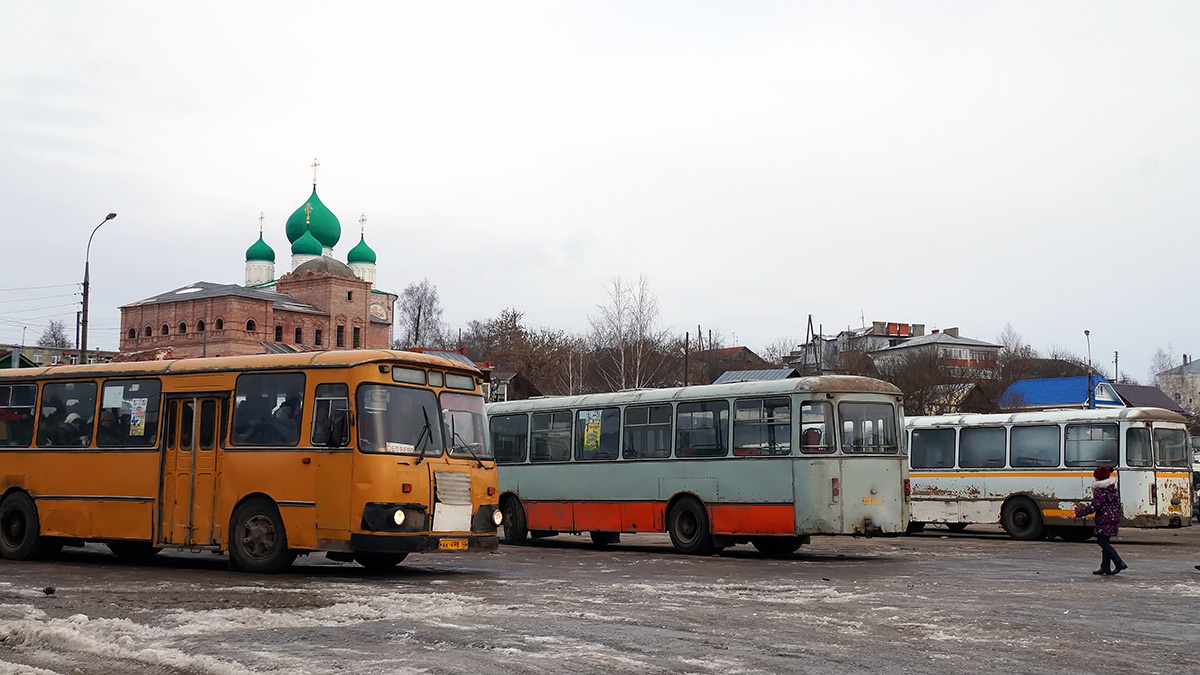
xmin=357 ymin=384 xmax=443 ymax=456
xmin=441 ymin=392 xmax=494 ymax=460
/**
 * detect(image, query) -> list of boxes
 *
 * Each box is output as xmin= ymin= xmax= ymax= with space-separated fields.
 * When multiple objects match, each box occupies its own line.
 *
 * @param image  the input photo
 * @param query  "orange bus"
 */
xmin=0 ymin=350 xmax=501 ymax=572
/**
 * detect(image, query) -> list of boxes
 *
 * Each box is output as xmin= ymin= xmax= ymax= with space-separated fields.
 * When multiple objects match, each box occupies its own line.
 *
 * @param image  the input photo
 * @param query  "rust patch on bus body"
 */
xmin=911 ymin=485 xmax=982 ymax=499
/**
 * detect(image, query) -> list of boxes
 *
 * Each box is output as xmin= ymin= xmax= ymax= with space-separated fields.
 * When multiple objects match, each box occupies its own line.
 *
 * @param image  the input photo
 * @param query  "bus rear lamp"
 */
xmin=402 ymin=483 xmax=413 ymax=493
xmin=831 ymin=477 xmax=841 ymax=498
xmin=904 ymin=478 xmax=912 ymax=500
xmin=392 ymin=509 xmax=406 ymax=526
xmin=492 ymin=510 xmax=504 ymax=526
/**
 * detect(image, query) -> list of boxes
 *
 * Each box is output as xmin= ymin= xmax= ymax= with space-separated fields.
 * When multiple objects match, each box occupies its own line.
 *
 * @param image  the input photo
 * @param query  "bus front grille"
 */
xmin=435 ymin=472 xmax=471 ymax=505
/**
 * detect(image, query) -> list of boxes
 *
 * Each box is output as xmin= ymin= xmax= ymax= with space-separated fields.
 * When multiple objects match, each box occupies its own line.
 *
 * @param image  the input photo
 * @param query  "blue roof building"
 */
xmin=999 ymin=376 xmax=1124 ymax=410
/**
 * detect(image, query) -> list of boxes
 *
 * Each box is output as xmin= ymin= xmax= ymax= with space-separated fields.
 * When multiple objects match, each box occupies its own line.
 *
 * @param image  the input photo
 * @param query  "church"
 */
xmin=117 ymin=165 xmax=396 ymax=360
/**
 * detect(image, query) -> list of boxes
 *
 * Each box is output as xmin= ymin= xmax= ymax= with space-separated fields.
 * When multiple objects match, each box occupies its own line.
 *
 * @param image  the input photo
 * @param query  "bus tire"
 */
xmin=107 ymin=541 xmax=163 ymax=562
xmin=0 ymin=492 xmax=49 ymax=560
xmin=667 ymin=498 xmax=715 ymax=556
xmin=229 ymin=497 xmax=296 ymax=573
xmin=751 ymin=536 xmax=804 ymax=556
xmin=590 ymin=532 xmax=620 ymax=548
xmin=354 ymin=552 xmax=408 ymax=571
xmin=1000 ymin=498 xmax=1044 ymax=540
xmin=500 ymin=496 xmax=528 ymax=545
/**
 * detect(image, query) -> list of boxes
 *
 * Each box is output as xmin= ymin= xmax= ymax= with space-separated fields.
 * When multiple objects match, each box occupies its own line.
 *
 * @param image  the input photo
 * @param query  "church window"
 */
xmin=161 ymin=324 xmax=169 ymax=336
xmin=246 ymin=319 xmax=256 ymax=331
xmin=295 ymin=327 xmax=302 ymax=344
xmin=315 ymin=329 xmax=323 ymax=346
xmin=274 ymin=325 xmax=283 ymax=342
xmin=347 ymin=291 xmax=353 ymax=301
xmin=215 ymin=318 xmax=224 ymax=330
xmin=352 ymin=326 xmax=361 ymax=349
xmin=178 ymin=322 xmax=187 ymax=334
xmin=128 ymin=328 xmax=136 ymax=339
xmin=144 ymin=326 xmax=152 ymax=337
xmin=336 ymin=325 xmax=345 ymax=348
xmin=197 ymin=320 xmax=206 ymax=332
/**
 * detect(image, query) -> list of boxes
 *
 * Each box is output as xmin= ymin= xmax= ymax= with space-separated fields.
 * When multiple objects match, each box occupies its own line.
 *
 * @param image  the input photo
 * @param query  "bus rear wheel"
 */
xmin=667 ymin=498 xmax=715 ymax=556
xmin=0 ymin=492 xmax=50 ymax=560
xmin=751 ymin=536 xmax=804 ymax=556
xmin=500 ymin=497 xmax=528 ymax=545
xmin=1001 ymin=498 xmax=1044 ymax=540
xmin=229 ymin=497 xmax=297 ymax=573
xmin=354 ymin=552 xmax=409 ymax=571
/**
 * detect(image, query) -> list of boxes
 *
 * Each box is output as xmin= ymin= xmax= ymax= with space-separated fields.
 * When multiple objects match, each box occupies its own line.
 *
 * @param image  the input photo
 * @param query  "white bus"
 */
xmin=907 ymin=407 xmax=1193 ymax=540
xmin=488 ymin=376 xmax=909 ymax=556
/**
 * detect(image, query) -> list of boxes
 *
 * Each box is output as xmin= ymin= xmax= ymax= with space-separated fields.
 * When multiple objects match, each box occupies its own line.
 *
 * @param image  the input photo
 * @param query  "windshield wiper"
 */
xmin=414 ymin=407 xmax=433 ymax=465
xmin=448 ymin=412 xmax=485 ymax=468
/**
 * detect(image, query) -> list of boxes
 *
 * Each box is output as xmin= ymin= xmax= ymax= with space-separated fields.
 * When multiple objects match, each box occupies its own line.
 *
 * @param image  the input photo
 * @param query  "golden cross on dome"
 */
xmin=258 ymin=211 xmax=264 ymax=234
xmin=311 ymin=158 xmax=320 ymax=185
xmin=304 ymin=203 xmax=313 ymax=225
xmin=359 ymin=213 xmax=367 ymax=236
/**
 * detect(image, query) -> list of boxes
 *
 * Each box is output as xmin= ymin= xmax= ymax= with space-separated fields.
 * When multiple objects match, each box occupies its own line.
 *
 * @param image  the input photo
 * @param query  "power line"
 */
xmin=0 ymin=283 xmax=78 ymax=293
xmin=0 ymin=292 xmax=79 ymax=305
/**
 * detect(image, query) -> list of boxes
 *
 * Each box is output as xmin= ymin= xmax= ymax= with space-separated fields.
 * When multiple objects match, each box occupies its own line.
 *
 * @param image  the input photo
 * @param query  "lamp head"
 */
xmin=105 ymin=213 xmax=117 ymax=220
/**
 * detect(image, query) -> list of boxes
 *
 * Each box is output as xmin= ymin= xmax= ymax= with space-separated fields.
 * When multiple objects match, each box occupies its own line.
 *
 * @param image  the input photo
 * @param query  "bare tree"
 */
xmin=1149 ymin=344 xmax=1178 ymax=381
xmin=760 ymin=336 xmax=801 ymax=366
xmin=37 ymin=320 xmax=72 ymax=348
xmin=875 ymin=348 xmax=966 ymax=416
xmin=588 ymin=275 xmax=673 ymax=390
xmin=394 ymin=278 xmax=448 ymax=349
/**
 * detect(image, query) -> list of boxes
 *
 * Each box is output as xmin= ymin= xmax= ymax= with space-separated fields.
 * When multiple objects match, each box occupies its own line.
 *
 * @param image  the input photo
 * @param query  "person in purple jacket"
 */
xmin=1075 ymin=465 xmax=1127 ymax=576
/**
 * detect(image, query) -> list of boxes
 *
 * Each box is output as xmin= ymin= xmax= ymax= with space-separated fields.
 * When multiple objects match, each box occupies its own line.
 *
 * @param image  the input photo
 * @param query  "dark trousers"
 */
xmin=1096 ymin=534 xmax=1125 ymax=571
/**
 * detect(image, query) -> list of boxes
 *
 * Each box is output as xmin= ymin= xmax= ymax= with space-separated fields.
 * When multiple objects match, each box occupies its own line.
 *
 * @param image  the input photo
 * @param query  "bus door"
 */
xmin=1152 ymin=424 xmax=1192 ymax=523
xmin=1119 ymin=424 xmax=1157 ymax=522
xmin=159 ymin=396 xmax=223 ymax=547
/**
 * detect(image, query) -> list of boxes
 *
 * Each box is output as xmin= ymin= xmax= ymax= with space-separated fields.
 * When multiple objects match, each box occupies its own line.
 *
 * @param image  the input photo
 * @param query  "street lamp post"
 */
xmin=80 ymin=213 xmax=117 ymax=365
xmin=1084 ymin=329 xmax=1093 ymax=409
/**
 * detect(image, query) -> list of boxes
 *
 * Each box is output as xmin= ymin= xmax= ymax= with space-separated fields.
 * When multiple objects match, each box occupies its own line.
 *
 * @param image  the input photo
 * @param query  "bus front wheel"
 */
xmin=1001 ymin=498 xmax=1044 ymax=540
xmin=667 ymin=498 xmax=715 ymax=556
xmin=500 ymin=497 xmax=528 ymax=545
xmin=0 ymin=492 xmax=52 ymax=560
xmin=229 ymin=497 xmax=297 ymax=573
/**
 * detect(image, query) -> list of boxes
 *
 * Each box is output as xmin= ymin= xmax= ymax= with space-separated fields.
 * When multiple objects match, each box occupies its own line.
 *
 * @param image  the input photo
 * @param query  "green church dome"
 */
xmin=291 ymin=228 xmax=323 ymax=256
xmin=285 ymin=187 xmax=341 ymax=249
xmin=347 ymin=235 xmax=376 ymax=264
xmin=245 ymin=234 xmax=275 ymax=262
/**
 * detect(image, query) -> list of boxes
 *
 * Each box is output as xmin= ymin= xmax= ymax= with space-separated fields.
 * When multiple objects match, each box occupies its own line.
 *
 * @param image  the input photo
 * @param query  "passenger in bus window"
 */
xmin=61 ymin=413 xmax=88 ymax=446
xmin=97 ymin=410 xmax=122 ymax=446
xmin=1074 ymin=465 xmax=1127 ymax=575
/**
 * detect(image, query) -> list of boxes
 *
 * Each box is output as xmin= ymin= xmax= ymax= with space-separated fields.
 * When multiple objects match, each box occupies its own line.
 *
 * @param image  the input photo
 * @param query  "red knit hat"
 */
xmin=1093 ymin=465 xmax=1112 ymax=481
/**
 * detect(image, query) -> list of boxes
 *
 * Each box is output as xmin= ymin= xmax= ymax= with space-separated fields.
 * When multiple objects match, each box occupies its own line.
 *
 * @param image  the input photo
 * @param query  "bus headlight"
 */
xmin=393 ymin=509 xmax=406 ymax=526
xmin=492 ymin=509 xmax=504 ymax=526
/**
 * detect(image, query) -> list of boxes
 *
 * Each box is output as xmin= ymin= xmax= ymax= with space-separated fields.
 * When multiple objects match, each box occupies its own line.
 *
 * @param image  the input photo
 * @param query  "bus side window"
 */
xmin=312 ymin=383 xmax=350 ymax=447
xmin=1125 ymin=427 xmax=1152 ymax=467
xmin=910 ymin=428 xmax=955 ymax=468
xmin=0 ymin=384 xmax=37 ymax=447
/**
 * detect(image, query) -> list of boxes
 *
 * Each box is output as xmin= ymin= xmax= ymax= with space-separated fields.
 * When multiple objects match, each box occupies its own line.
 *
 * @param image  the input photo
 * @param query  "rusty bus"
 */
xmin=907 ymin=408 xmax=1193 ymax=540
xmin=0 ymin=350 xmax=502 ymax=572
xmin=488 ymin=376 xmax=909 ymax=556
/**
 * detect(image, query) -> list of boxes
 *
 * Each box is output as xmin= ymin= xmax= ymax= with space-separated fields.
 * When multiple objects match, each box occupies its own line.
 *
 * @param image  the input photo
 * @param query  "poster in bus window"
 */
xmin=129 ymin=397 xmax=148 ymax=437
xmin=581 ymin=410 xmax=601 ymax=453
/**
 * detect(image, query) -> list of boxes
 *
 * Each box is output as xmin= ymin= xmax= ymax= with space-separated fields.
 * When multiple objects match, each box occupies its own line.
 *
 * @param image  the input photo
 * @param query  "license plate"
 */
xmin=861 ymin=497 xmax=883 ymax=505
xmin=438 ymin=538 xmax=468 ymax=550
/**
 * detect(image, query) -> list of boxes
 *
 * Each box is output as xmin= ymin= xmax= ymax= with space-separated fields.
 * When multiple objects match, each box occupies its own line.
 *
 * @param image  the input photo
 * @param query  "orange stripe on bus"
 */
xmin=709 ymin=504 xmax=796 ymax=536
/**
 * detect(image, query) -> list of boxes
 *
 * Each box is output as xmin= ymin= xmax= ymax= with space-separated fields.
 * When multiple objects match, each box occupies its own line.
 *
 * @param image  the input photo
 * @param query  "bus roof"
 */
xmin=907 ymin=407 xmax=1188 ymax=428
xmin=488 ymin=375 xmax=900 ymax=413
xmin=0 ymin=349 xmax=481 ymax=382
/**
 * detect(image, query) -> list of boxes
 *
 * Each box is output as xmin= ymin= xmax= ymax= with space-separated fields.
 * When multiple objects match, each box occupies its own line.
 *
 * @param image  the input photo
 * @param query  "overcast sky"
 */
xmin=2 ymin=1 xmax=1197 ymax=382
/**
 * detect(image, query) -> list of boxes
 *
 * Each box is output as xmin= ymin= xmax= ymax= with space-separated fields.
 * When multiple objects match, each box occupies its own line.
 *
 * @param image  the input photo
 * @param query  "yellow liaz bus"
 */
xmin=0 ymin=350 xmax=501 ymax=573
xmin=907 ymin=407 xmax=1193 ymax=540
xmin=488 ymin=376 xmax=909 ymax=556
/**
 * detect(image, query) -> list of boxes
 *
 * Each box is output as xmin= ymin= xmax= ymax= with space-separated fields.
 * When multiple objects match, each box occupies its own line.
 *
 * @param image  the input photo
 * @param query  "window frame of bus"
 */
xmin=37 ymin=380 xmax=99 ymax=448
xmin=910 ymin=427 xmax=956 ymax=469
xmin=440 ymin=390 xmax=494 ymax=459
xmin=491 ymin=413 xmax=529 ymax=464
xmin=622 ymin=404 xmax=672 ymax=459
xmin=958 ymin=426 xmax=1006 ymax=469
xmin=837 ymin=401 xmax=899 ymax=454
xmin=1009 ymin=424 xmax=1060 ymax=467
xmin=1064 ymin=422 xmax=1119 ymax=467
xmin=311 ymin=382 xmax=350 ymax=448
xmin=230 ymin=372 xmax=306 ymax=447
xmin=675 ymin=399 xmax=730 ymax=458
xmin=96 ymin=378 xmax=162 ymax=448
xmin=732 ymin=396 xmax=791 ymax=456
xmin=1153 ymin=426 xmax=1190 ymax=467
xmin=1125 ymin=426 xmax=1152 ymax=467
xmin=355 ymin=382 xmax=444 ymax=457
xmin=573 ymin=407 xmax=620 ymax=461
xmin=530 ymin=410 xmax=572 ymax=463
xmin=0 ymin=382 xmax=38 ymax=447
xmin=798 ymin=400 xmax=835 ymax=454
